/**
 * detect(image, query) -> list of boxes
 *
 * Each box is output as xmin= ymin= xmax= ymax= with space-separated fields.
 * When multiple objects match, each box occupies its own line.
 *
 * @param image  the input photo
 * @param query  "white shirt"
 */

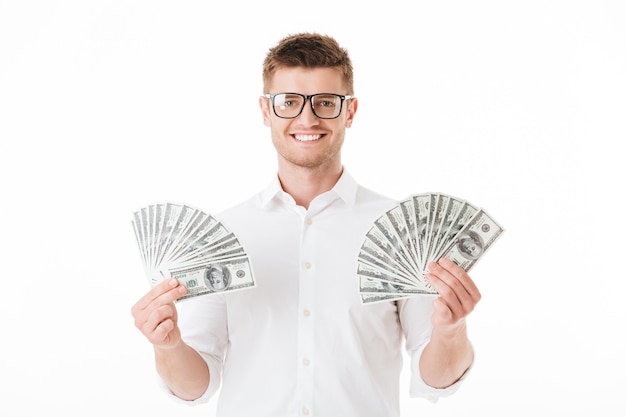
xmin=168 ymin=170 xmax=467 ymax=417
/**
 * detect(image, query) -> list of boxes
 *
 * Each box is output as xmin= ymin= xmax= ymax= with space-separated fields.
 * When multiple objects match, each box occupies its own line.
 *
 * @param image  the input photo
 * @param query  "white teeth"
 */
xmin=294 ymin=134 xmax=321 ymax=142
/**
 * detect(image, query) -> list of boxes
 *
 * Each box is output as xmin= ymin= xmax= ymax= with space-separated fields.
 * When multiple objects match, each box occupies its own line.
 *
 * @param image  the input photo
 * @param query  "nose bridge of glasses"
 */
xmin=303 ymin=94 xmax=320 ymax=117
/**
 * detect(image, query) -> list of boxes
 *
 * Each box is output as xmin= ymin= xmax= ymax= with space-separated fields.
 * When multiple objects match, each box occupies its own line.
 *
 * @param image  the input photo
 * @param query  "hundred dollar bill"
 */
xmin=358 ymin=274 xmax=435 ymax=295
xmin=172 ymin=220 xmax=232 ymax=262
xmin=174 ymin=233 xmax=245 ymax=266
xmin=357 ymin=260 xmax=423 ymax=289
xmin=140 ymin=206 xmax=151 ymax=267
xmin=168 ymin=256 xmax=256 ymax=301
xmin=373 ymin=214 xmax=417 ymax=276
xmin=166 ymin=210 xmax=218 ymax=262
xmin=360 ymin=292 xmax=413 ymax=304
xmin=438 ymin=208 xmax=504 ymax=272
xmin=432 ymin=200 xmax=478 ymax=261
xmin=152 ymin=203 xmax=165 ymax=266
xmin=411 ymin=193 xmax=432 ymax=270
xmin=357 ymin=192 xmax=504 ymax=303
xmin=424 ymin=193 xmax=448 ymax=270
xmin=427 ymin=196 xmax=465 ymax=262
xmin=132 ymin=203 xmax=257 ymax=296
xmin=158 ymin=204 xmax=197 ymax=266
xmin=385 ymin=204 xmax=421 ymax=274
xmin=131 ymin=211 xmax=147 ymax=267
xmin=358 ymin=240 xmax=415 ymax=282
xmin=149 ymin=204 xmax=160 ymax=268
xmin=154 ymin=203 xmax=182 ymax=267
xmin=399 ymin=198 xmax=421 ymax=273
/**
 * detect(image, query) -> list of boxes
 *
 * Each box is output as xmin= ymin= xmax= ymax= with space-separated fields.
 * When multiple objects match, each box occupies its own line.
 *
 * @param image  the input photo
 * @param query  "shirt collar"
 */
xmin=259 ymin=168 xmax=358 ymax=209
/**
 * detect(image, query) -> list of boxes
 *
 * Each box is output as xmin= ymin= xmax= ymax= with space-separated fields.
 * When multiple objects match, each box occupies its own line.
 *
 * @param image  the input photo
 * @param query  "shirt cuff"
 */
xmin=408 ymin=341 xmax=473 ymax=403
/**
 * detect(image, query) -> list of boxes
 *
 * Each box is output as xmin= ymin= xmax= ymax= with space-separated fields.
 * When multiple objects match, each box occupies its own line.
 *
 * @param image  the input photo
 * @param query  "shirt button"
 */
xmin=304 ymin=261 xmax=311 ymax=269
xmin=302 ymin=407 xmax=310 ymax=416
xmin=305 ymin=218 xmax=313 ymax=225
xmin=303 ymin=309 xmax=311 ymax=317
xmin=303 ymin=358 xmax=311 ymax=366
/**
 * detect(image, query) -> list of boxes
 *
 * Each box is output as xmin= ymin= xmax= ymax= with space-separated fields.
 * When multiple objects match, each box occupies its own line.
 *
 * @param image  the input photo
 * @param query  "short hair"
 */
xmin=262 ymin=32 xmax=354 ymax=94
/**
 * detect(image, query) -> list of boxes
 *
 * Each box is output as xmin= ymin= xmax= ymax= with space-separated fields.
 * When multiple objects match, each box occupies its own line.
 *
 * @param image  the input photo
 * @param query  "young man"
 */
xmin=131 ymin=33 xmax=481 ymax=417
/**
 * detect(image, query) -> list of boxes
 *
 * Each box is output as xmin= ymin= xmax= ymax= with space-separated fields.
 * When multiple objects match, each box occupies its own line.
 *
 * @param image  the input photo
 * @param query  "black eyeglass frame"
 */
xmin=264 ymin=92 xmax=353 ymax=119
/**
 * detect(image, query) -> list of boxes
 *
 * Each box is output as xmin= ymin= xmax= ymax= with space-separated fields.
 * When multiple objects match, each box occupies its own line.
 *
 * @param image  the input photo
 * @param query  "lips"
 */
xmin=293 ymin=134 xmax=322 ymax=142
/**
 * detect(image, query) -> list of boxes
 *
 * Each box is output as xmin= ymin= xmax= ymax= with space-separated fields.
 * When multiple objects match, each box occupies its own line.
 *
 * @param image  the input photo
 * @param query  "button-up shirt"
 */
xmin=167 ymin=170 xmax=466 ymax=416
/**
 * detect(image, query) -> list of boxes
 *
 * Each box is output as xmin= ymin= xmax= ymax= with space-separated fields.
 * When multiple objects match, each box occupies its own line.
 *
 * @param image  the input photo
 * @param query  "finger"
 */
xmin=428 ymin=259 xmax=481 ymax=306
xmin=151 ymin=318 xmax=176 ymax=345
xmin=142 ymin=304 xmax=180 ymax=344
xmin=425 ymin=269 xmax=464 ymax=319
xmin=438 ymin=258 xmax=481 ymax=302
xmin=425 ymin=261 xmax=478 ymax=317
xmin=131 ymin=279 xmax=187 ymax=330
xmin=131 ymin=278 xmax=184 ymax=315
xmin=142 ymin=303 xmax=176 ymax=336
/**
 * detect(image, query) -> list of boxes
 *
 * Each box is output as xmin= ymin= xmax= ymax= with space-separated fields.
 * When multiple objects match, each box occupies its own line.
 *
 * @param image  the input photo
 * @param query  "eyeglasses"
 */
xmin=264 ymin=93 xmax=353 ymax=119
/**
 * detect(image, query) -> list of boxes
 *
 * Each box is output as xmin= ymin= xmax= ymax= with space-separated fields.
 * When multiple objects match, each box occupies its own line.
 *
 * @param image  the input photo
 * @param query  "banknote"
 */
xmin=438 ymin=208 xmax=505 ymax=272
xmin=358 ymin=275 xmax=433 ymax=296
xmin=357 ymin=259 xmax=428 ymax=290
xmin=131 ymin=202 xmax=256 ymax=299
xmin=169 ymin=256 xmax=256 ymax=301
xmin=358 ymin=193 xmax=503 ymax=304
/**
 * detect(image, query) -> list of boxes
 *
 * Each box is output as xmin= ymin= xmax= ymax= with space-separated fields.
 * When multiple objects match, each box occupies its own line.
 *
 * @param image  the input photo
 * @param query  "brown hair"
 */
xmin=262 ymin=33 xmax=354 ymax=94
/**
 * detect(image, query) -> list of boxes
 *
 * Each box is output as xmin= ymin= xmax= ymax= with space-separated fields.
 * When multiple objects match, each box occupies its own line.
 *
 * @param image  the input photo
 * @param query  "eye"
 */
xmin=315 ymin=95 xmax=338 ymax=108
xmin=280 ymin=94 xmax=303 ymax=108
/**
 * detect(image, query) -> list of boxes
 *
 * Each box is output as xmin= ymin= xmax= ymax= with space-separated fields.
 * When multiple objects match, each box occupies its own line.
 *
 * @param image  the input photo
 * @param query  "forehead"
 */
xmin=268 ymin=67 xmax=346 ymax=94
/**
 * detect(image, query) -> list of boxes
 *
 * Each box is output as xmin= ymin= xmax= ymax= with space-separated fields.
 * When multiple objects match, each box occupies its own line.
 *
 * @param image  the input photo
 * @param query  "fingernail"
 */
xmin=168 ymin=278 xmax=178 ymax=287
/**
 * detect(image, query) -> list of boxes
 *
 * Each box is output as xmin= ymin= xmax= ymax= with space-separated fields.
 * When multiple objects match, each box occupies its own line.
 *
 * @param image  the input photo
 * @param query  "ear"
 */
xmin=259 ymin=96 xmax=272 ymax=127
xmin=345 ymin=97 xmax=358 ymax=128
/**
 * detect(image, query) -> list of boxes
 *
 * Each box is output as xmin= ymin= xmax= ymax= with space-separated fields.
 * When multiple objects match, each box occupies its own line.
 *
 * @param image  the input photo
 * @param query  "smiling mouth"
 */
xmin=293 ymin=134 xmax=322 ymax=142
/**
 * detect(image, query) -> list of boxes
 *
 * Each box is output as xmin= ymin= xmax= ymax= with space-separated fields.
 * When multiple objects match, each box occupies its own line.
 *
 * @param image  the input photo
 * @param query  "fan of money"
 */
xmin=358 ymin=193 xmax=504 ymax=304
xmin=131 ymin=203 xmax=255 ymax=301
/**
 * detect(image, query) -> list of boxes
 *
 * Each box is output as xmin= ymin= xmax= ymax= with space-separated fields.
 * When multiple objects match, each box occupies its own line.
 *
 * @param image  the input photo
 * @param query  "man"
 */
xmin=131 ymin=33 xmax=481 ymax=417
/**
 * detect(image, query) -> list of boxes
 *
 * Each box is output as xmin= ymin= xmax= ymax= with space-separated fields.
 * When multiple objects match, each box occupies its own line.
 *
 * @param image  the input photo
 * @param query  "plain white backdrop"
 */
xmin=1 ymin=1 xmax=624 ymax=415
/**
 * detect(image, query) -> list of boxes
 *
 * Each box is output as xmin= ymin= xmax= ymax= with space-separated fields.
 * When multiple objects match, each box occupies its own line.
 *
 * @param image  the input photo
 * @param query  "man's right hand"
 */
xmin=131 ymin=278 xmax=188 ymax=350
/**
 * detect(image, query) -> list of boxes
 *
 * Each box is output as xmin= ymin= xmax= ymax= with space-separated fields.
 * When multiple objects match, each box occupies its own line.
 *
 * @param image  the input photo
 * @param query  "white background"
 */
xmin=1 ymin=1 xmax=624 ymax=415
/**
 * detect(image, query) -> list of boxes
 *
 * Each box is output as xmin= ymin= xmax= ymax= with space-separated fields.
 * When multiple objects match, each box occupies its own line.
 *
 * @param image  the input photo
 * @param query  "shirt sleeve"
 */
xmin=398 ymin=296 xmax=472 ymax=403
xmin=157 ymin=294 xmax=229 ymax=405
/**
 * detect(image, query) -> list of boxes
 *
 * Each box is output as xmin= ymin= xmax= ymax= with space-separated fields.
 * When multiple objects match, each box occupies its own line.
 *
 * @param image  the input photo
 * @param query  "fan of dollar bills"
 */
xmin=131 ymin=203 xmax=255 ymax=301
xmin=358 ymin=192 xmax=504 ymax=304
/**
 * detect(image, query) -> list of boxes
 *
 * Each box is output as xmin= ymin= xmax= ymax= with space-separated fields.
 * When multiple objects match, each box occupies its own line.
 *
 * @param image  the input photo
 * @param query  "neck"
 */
xmin=277 ymin=163 xmax=343 ymax=209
